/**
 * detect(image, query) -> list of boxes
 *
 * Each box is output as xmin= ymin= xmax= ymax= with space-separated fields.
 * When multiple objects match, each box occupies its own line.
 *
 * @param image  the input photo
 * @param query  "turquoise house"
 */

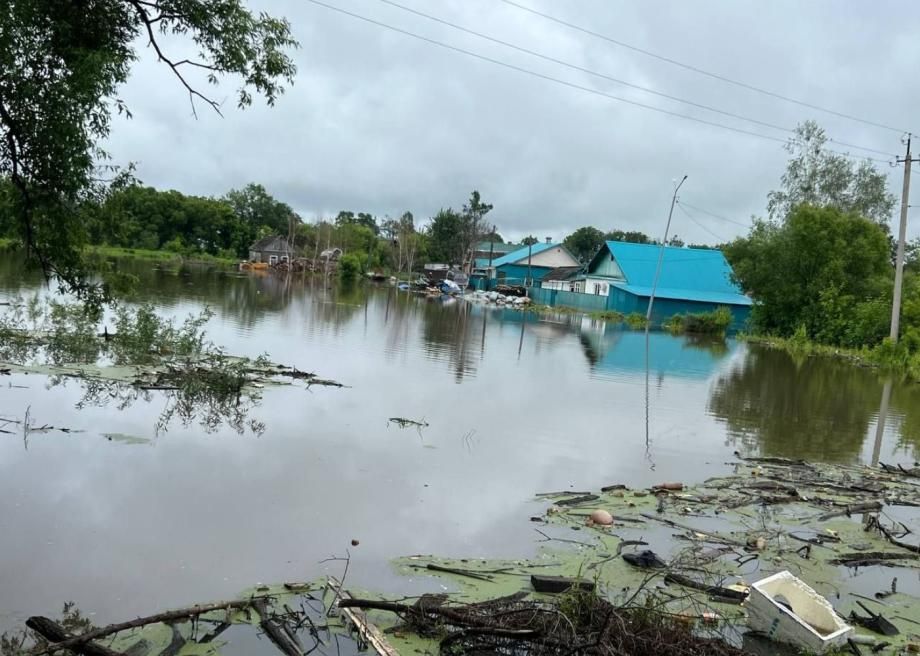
xmin=490 ymin=242 xmax=580 ymax=286
xmin=583 ymin=241 xmax=752 ymax=328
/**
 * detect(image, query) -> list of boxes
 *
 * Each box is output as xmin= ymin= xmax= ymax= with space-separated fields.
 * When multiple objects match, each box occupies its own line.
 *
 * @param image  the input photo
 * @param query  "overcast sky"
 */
xmin=105 ymin=0 xmax=920 ymax=244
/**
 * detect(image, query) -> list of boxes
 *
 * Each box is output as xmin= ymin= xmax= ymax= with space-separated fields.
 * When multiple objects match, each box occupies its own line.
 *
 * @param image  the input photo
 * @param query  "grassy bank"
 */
xmin=744 ymin=332 xmax=920 ymax=382
xmin=87 ymin=246 xmax=237 ymax=267
xmin=0 ymin=237 xmax=18 ymax=251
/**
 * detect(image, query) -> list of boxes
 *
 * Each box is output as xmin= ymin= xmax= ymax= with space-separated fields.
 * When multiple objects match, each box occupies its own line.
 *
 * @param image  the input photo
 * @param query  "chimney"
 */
xmin=545 ymin=237 xmax=551 ymax=244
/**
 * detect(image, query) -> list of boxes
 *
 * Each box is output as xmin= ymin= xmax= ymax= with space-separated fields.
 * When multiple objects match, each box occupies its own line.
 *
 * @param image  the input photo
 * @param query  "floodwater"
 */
xmin=1 ymin=258 xmax=918 ymax=631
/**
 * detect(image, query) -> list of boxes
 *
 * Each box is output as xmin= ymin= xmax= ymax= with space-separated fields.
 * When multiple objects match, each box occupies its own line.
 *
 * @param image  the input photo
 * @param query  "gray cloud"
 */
xmin=104 ymin=0 xmax=920 ymax=244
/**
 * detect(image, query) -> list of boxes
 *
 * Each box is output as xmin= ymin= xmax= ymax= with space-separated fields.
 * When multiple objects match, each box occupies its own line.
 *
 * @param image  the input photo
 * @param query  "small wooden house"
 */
xmin=249 ymin=236 xmax=292 ymax=264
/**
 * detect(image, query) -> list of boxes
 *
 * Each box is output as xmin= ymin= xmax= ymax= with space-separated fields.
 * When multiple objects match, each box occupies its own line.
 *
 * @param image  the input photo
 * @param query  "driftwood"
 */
xmin=663 ymin=573 xmax=748 ymax=603
xmin=25 ymin=617 xmax=125 ymax=656
xmin=251 ymin=599 xmax=303 ymax=656
xmin=424 ymin=563 xmax=494 ymax=581
xmin=30 ymin=598 xmax=267 ymax=656
xmin=554 ymin=494 xmax=601 ymax=507
xmin=867 ymin=515 xmax=920 ymax=555
xmin=327 ymin=579 xmax=400 ymax=656
xmin=639 ymin=513 xmax=746 ymax=547
xmin=816 ymin=501 xmax=884 ymax=522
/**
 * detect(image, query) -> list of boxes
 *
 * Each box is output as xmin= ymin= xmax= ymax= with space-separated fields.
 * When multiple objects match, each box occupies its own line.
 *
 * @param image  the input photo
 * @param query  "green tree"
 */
xmin=426 ymin=209 xmax=464 ymax=264
xmin=604 ymin=229 xmax=653 ymax=244
xmin=336 ymin=210 xmax=379 ymax=235
xmin=563 ymin=226 xmax=605 ymax=262
xmin=459 ymin=190 xmax=493 ymax=268
xmin=725 ymin=205 xmax=891 ymax=343
xmin=521 ymin=235 xmax=539 ymax=246
xmin=767 ymin=121 xmax=896 ymax=225
xmin=225 ymin=184 xmax=298 ymax=243
xmin=667 ymin=234 xmax=685 ymax=247
xmin=0 ymin=0 xmax=297 ymax=304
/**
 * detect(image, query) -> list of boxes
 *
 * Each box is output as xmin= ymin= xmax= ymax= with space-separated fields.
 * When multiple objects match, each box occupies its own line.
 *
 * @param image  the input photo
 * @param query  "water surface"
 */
xmin=1 ymin=259 xmax=918 ymax=629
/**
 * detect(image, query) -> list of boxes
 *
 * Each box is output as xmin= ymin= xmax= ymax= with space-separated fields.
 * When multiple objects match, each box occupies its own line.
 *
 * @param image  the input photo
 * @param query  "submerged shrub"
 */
xmin=663 ymin=307 xmax=733 ymax=336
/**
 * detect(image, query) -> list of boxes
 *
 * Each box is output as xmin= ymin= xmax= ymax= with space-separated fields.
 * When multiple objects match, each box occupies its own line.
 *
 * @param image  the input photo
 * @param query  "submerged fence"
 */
xmin=527 ymin=287 xmax=611 ymax=313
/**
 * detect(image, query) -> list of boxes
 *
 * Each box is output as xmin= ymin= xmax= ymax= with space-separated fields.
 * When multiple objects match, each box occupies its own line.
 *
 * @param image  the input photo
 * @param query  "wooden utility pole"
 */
xmin=891 ymin=135 xmax=918 ymax=342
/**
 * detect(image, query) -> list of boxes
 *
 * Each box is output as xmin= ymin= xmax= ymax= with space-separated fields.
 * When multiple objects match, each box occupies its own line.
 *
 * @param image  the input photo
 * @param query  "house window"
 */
xmin=281 ymin=255 xmax=289 ymax=263
xmin=269 ymin=255 xmax=279 ymax=265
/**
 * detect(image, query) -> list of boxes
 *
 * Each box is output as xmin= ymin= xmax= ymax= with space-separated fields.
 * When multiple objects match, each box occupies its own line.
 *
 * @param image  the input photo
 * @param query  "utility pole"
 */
xmin=647 ymin=175 xmax=688 ymax=324
xmin=526 ymin=241 xmax=533 ymax=287
xmin=891 ymin=135 xmax=918 ymax=342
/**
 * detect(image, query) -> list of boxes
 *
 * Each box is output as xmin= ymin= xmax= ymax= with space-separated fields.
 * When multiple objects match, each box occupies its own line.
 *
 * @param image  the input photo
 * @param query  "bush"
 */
xmin=338 ymin=253 xmax=362 ymax=281
xmin=663 ymin=307 xmax=733 ymax=336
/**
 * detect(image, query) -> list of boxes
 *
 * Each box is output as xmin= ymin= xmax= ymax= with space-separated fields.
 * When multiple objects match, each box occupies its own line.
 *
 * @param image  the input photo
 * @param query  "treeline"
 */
xmin=723 ymin=121 xmax=920 ymax=361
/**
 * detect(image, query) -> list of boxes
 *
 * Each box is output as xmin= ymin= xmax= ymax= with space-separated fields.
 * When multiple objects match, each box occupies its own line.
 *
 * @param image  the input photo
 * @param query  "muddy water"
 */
xmin=1 ymin=259 xmax=918 ymax=630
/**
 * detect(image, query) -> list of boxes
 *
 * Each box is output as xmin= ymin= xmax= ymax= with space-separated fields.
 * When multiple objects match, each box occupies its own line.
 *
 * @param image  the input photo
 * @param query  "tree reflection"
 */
xmin=708 ymin=345 xmax=920 ymax=462
xmin=55 ymin=372 xmax=266 ymax=436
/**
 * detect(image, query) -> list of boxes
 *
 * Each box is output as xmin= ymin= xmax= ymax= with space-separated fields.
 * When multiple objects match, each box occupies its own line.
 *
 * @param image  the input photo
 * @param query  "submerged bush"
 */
xmin=663 ymin=307 xmax=733 ymax=336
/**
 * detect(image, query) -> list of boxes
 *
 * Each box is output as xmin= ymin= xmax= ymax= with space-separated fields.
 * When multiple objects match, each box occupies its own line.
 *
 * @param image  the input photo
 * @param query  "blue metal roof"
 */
xmin=599 ymin=241 xmax=751 ymax=306
xmin=491 ymin=242 xmax=557 ymax=267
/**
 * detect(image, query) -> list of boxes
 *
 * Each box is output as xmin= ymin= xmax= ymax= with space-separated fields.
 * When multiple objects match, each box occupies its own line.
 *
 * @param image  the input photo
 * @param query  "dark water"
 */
xmin=1 ymin=258 xmax=918 ymax=629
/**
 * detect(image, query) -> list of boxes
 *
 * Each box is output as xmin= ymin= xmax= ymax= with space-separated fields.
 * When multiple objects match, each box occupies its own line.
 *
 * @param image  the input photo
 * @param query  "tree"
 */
xmin=667 ymin=234 xmax=685 ymax=247
xmin=767 ymin=121 xmax=896 ymax=225
xmin=724 ymin=204 xmax=891 ymax=345
xmin=481 ymin=230 xmax=503 ymax=243
xmin=605 ymin=229 xmax=653 ymax=244
xmin=563 ymin=226 xmax=604 ymax=262
xmin=336 ymin=210 xmax=379 ymax=235
xmin=459 ymin=190 xmax=493 ymax=270
xmin=225 ymin=184 xmax=297 ymax=236
xmin=426 ymin=209 xmax=464 ymax=264
xmin=0 ymin=0 xmax=297 ymax=305
xmin=521 ymin=235 xmax=539 ymax=246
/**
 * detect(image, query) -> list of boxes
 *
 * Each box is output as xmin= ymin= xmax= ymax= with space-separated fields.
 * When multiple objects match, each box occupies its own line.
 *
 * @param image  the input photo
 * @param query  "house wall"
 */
xmin=542 ymin=279 xmax=580 ymax=292
xmin=591 ymin=252 xmax=625 ymax=279
xmin=528 ymin=246 xmax=579 ymax=268
xmin=495 ymin=263 xmax=553 ymax=284
xmin=585 ymin=277 xmax=613 ymax=296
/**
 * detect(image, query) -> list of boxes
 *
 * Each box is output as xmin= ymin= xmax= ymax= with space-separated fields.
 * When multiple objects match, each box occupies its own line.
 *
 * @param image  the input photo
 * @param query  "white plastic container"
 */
xmin=746 ymin=571 xmax=853 ymax=654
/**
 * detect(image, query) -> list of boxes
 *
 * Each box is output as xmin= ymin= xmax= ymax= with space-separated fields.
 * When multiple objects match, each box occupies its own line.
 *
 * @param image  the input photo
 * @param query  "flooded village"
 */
xmin=2 ymin=1 xmax=920 ymax=655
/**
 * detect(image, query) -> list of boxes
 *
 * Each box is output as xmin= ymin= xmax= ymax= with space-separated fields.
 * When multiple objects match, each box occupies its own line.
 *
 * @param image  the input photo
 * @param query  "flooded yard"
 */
xmin=1 ymin=259 xmax=918 ymax=636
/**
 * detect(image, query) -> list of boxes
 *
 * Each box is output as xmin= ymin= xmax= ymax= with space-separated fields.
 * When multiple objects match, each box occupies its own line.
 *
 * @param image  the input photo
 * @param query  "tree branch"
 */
xmin=124 ymin=0 xmax=223 ymax=118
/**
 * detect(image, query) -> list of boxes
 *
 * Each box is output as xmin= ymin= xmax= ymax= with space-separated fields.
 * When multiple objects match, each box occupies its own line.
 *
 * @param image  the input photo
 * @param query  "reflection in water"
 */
xmin=708 ymin=346 xmax=920 ymax=462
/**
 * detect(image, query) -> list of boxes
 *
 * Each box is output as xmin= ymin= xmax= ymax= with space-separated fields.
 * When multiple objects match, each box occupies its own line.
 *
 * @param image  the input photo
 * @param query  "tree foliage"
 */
xmin=0 ymin=0 xmax=297 ymax=305
xmin=563 ymin=226 xmax=605 ymax=262
xmin=767 ymin=121 xmax=896 ymax=225
xmin=426 ymin=209 xmax=464 ymax=264
xmin=725 ymin=205 xmax=892 ymax=346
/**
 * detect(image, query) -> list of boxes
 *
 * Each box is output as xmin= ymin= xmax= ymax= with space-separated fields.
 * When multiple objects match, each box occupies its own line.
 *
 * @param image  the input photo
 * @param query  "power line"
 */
xmin=496 ymin=0 xmax=911 ymax=136
xmin=373 ymin=0 xmax=897 ymax=160
xmin=677 ymin=201 xmax=752 ymax=228
xmin=676 ymin=201 xmax=730 ymax=243
xmin=307 ymin=0 xmax=895 ymax=164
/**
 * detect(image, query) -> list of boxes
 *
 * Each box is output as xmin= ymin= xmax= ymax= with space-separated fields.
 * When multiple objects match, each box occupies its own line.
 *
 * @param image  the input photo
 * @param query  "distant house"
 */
xmin=423 ymin=263 xmax=450 ymax=281
xmin=320 ymin=247 xmax=342 ymax=261
xmin=491 ymin=241 xmax=580 ymax=285
xmin=584 ymin=241 xmax=752 ymax=325
xmin=471 ymin=241 xmax=521 ymax=276
xmin=540 ymin=266 xmax=584 ymax=292
xmin=249 ymin=236 xmax=292 ymax=264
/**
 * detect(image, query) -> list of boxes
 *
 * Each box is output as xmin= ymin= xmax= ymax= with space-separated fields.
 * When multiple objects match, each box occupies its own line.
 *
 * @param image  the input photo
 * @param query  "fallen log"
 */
xmin=29 ymin=598 xmax=268 ymax=656
xmin=663 ymin=573 xmax=748 ymax=603
xmin=25 ymin=617 xmax=125 ymax=656
xmin=816 ymin=501 xmax=883 ymax=522
xmin=251 ymin=599 xmax=303 ymax=656
xmin=639 ymin=513 xmax=746 ymax=547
